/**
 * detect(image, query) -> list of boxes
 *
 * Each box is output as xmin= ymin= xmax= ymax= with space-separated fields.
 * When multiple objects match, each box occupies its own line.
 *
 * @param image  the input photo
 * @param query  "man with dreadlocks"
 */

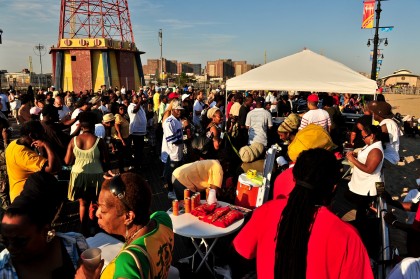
xmin=233 ymin=148 xmax=373 ymax=278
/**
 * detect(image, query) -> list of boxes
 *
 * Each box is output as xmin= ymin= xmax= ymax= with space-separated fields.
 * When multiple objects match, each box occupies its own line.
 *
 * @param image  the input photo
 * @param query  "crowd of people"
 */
xmin=0 ymin=83 xmax=417 ymax=278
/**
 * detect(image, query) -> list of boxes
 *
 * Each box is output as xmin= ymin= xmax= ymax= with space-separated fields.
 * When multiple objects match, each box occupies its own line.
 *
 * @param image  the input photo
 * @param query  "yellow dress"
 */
xmin=68 ymin=137 xmax=104 ymax=201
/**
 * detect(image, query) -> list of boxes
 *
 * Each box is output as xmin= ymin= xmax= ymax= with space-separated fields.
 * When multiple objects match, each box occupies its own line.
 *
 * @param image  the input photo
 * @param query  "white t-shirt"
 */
xmin=245 ymin=108 xmax=273 ymax=147
xmin=161 ymin=115 xmax=183 ymax=163
xmin=193 ymin=99 xmax=205 ymax=126
xmin=128 ymin=103 xmax=147 ymax=135
xmin=9 ymin=94 xmax=21 ymax=110
xmin=70 ymin=108 xmax=83 ymax=135
xmin=265 ymin=94 xmax=277 ymax=113
xmin=299 ymin=109 xmax=331 ymax=131
xmin=348 ymin=141 xmax=384 ymax=196
xmin=380 ymin=118 xmax=400 ymax=165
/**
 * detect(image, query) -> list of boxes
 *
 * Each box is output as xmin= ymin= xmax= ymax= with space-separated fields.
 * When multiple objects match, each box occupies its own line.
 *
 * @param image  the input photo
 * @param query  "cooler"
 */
xmin=235 ymin=173 xmax=263 ymax=210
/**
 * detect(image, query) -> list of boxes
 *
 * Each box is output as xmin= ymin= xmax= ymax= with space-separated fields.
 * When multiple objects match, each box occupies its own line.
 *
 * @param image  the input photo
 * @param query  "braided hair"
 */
xmin=274 ymin=148 xmax=341 ymax=278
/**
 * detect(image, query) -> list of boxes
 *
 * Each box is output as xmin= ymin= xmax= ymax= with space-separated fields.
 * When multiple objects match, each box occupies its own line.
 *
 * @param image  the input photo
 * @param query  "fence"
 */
xmin=384 ymin=87 xmax=420 ymax=95
xmin=0 ymin=75 xmax=52 ymax=91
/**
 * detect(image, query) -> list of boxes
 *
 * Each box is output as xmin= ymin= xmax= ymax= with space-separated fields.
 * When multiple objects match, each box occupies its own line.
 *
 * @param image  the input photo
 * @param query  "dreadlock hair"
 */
xmin=274 ymin=148 xmax=341 ymax=278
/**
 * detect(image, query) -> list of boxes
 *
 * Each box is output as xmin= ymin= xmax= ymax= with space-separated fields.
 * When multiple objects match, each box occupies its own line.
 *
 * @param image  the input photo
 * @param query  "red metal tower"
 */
xmin=58 ymin=0 xmax=134 ymax=42
xmin=51 ymin=0 xmax=144 ymax=92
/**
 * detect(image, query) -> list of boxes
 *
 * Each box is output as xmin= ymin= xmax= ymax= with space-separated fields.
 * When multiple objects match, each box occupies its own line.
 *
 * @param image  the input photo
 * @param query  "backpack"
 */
xmin=191 ymin=123 xmax=217 ymax=156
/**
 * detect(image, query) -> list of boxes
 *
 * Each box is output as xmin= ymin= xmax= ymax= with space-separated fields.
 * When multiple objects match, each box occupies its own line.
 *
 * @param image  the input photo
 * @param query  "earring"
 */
xmin=46 ymin=229 xmax=56 ymax=243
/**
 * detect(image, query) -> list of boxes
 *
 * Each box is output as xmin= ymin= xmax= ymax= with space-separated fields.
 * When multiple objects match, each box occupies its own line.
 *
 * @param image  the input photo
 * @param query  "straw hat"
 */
xmin=102 ymin=113 xmax=115 ymax=123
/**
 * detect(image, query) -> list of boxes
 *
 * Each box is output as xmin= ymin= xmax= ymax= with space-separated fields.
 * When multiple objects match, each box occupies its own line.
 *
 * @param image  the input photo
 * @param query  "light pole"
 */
xmin=0 ymin=29 xmax=3 ymax=44
xmin=158 ymin=29 xmax=163 ymax=81
xmin=33 ymin=43 xmax=47 ymax=75
xmin=370 ymin=0 xmax=382 ymax=80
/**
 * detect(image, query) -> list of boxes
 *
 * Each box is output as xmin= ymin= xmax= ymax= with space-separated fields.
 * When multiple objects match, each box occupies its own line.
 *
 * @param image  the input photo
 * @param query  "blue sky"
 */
xmin=0 ymin=0 xmax=419 ymax=78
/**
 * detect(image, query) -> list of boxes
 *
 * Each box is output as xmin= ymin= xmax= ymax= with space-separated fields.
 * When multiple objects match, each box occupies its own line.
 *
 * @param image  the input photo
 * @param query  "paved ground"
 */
xmin=8 ymin=94 xmax=420 ymax=277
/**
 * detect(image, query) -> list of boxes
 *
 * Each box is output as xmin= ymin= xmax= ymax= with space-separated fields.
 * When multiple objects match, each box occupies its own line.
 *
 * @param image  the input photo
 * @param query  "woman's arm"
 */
xmin=114 ymin=122 xmax=125 ymax=146
xmin=64 ymin=138 xmax=75 ymax=165
xmin=210 ymin=126 xmax=221 ymax=150
xmin=347 ymin=148 xmax=383 ymax=174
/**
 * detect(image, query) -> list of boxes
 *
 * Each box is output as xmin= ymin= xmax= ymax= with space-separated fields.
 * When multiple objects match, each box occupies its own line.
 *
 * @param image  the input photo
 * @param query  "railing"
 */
xmin=384 ymin=87 xmax=420 ymax=95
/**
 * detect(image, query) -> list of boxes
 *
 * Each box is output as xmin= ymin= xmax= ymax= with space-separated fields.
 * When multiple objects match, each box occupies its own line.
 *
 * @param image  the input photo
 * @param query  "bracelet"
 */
xmin=391 ymin=220 xmax=397 ymax=227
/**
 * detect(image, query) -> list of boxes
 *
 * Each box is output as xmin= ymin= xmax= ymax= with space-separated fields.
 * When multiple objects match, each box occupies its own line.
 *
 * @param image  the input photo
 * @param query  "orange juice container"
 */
xmin=191 ymin=197 xmax=196 ymax=210
xmin=184 ymin=198 xmax=191 ymax=213
xmin=184 ymin=189 xmax=191 ymax=199
xmin=172 ymin=200 xmax=179 ymax=216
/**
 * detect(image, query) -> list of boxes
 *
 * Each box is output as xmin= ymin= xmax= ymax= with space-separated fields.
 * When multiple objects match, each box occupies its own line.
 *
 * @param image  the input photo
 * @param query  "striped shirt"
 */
xmin=161 ymin=115 xmax=183 ymax=163
xmin=299 ymin=109 xmax=331 ymax=131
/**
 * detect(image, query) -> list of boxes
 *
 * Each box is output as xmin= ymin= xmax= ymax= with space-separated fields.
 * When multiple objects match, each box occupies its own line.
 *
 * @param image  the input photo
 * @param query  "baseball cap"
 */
xmin=172 ymin=100 xmax=184 ymax=110
xmin=181 ymin=93 xmax=190 ymax=102
xmin=307 ymin=94 xmax=319 ymax=103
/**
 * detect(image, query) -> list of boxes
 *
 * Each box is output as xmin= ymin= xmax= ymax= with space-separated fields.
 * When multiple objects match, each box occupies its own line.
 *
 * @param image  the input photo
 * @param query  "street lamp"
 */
xmin=33 ymin=43 xmax=47 ymax=75
xmin=0 ymin=29 xmax=3 ymax=44
xmin=158 ymin=29 xmax=163 ymax=81
xmin=367 ymin=38 xmax=388 ymax=47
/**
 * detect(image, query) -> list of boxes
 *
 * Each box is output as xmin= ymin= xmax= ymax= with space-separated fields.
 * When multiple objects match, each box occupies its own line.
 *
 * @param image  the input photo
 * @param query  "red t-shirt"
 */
xmin=413 ymin=204 xmax=420 ymax=231
xmin=233 ymin=200 xmax=373 ymax=279
xmin=273 ymin=167 xmax=295 ymax=200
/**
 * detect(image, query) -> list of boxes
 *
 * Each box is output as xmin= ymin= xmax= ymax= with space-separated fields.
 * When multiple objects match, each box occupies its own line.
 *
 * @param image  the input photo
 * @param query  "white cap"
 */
xmin=182 ymin=94 xmax=190 ymax=102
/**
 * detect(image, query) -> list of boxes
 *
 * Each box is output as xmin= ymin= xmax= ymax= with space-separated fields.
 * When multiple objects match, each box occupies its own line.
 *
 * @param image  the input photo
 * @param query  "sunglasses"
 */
xmin=109 ymin=175 xmax=131 ymax=210
xmin=362 ymin=134 xmax=372 ymax=140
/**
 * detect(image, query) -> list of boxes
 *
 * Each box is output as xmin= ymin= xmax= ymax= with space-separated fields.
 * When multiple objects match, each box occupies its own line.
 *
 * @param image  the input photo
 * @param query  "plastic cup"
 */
xmin=207 ymin=189 xmax=217 ymax=205
xmin=81 ymin=248 xmax=102 ymax=269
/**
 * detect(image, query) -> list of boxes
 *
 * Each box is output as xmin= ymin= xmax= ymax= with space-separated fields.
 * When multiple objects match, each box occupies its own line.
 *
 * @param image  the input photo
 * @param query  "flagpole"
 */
xmin=370 ymin=0 xmax=381 ymax=80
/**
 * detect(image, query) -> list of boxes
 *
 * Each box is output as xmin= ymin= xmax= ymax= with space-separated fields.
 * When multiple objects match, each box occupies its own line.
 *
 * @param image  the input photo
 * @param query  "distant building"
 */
xmin=143 ymin=58 xmax=178 ymax=75
xmin=379 ymin=69 xmax=420 ymax=87
xmin=177 ymin=62 xmax=201 ymax=75
xmin=206 ymin=59 xmax=256 ymax=80
xmin=206 ymin=59 xmax=234 ymax=79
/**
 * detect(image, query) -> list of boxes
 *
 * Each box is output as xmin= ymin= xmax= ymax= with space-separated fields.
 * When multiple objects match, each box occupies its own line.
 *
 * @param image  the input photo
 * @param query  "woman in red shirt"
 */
xmin=233 ymin=148 xmax=373 ymax=278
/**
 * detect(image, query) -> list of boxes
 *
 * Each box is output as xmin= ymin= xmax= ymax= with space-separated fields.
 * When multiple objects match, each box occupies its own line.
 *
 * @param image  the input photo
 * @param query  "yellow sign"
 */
xmin=59 ymin=38 xmax=136 ymax=50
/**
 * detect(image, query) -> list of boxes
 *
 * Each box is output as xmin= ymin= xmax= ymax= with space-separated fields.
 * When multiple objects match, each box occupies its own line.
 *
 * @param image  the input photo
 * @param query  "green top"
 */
xmin=101 ymin=211 xmax=174 ymax=279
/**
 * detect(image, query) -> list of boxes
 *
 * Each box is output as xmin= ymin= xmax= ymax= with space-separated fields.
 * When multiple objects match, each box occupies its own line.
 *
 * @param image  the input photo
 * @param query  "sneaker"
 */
xmin=167 ymin=191 xmax=176 ymax=200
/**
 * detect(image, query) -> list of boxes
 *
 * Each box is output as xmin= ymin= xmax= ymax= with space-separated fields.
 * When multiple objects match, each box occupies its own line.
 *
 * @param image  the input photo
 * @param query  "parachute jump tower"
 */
xmin=50 ymin=0 xmax=145 ymax=93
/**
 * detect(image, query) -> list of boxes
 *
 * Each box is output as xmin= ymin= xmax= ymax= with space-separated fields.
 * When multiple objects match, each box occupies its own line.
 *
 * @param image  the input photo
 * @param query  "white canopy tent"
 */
xmin=226 ymin=49 xmax=377 ymax=94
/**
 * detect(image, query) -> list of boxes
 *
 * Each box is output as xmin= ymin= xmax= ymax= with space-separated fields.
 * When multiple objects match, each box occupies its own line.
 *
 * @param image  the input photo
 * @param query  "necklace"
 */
xmin=125 ymin=222 xmax=149 ymax=244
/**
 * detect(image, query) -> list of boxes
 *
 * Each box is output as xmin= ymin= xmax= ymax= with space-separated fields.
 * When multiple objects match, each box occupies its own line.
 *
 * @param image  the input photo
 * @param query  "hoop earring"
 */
xmin=46 ymin=229 xmax=56 ymax=243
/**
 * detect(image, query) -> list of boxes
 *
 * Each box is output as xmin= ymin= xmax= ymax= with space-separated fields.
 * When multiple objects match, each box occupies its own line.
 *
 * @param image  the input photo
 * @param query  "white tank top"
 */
xmin=348 ymin=141 xmax=384 ymax=196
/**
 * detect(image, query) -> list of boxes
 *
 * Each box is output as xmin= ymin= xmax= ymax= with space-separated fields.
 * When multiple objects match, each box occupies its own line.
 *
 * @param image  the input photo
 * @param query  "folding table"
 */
xmin=168 ymin=201 xmax=244 ymax=275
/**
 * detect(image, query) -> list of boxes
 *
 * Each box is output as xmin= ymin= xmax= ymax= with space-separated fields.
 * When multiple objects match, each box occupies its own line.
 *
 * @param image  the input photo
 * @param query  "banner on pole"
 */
xmin=362 ymin=1 xmax=375 ymax=29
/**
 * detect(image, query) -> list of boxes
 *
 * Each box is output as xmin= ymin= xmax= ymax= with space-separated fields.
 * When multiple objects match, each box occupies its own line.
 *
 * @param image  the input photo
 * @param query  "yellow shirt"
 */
xmin=5 ymin=140 xmax=47 ymax=201
xmin=172 ymin=160 xmax=223 ymax=192
xmin=113 ymin=114 xmax=130 ymax=139
xmin=153 ymin=93 xmax=160 ymax=112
